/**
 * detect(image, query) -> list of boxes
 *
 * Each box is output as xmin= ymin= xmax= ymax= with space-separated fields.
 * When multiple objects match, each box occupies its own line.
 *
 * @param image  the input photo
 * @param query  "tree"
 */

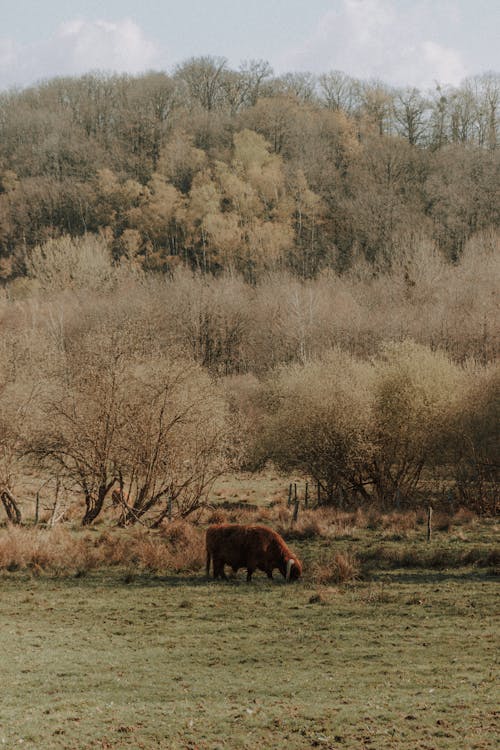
xmin=33 ymin=326 xmax=231 ymax=525
xmin=393 ymin=88 xmax=430 ymax=146
xmin=175 ymin=56 xmax=229 ymax=112
xmin=256 ymin=349 xmax=374 ymax=504
xmin=113 ymin=357 xmax=229 ymax=524
xmin=450 ymin=363 xmax=499 ymax=515
xmin=318 ymin=71 xmax=360 ymax=115
xmin=368 ymin=341 xmax=465 ymax=507
xmin=0 ymin=382 xmax=33 ymax=524
xmin=34 ymin=335 xmax=127 ymax=525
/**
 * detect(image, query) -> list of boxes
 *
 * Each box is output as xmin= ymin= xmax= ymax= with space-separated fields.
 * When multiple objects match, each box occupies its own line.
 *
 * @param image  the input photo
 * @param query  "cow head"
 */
xmin=286 ymin=557 xmax=301 ymax=581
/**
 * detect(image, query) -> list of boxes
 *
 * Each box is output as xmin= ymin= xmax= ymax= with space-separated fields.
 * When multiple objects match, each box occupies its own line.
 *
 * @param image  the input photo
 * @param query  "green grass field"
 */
xmin=0 ymin=519 xmax=498 ymax=750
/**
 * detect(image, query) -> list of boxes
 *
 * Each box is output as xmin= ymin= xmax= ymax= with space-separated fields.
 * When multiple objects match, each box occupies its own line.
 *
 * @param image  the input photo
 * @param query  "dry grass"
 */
xmin=310 ymin=550 xmax=361 ymax=586
xmin=0 ymin=526 xmax=94 ymax=575
xmin=359 ymin=545 xmax=499 ymax=570
xmin=0 ymin=520 xmax=205 ymax=575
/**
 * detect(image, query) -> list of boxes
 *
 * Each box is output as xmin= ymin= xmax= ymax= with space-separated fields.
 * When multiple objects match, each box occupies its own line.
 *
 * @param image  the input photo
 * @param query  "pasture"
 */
xmin=0 ymin=509 xmax=498 ymax=750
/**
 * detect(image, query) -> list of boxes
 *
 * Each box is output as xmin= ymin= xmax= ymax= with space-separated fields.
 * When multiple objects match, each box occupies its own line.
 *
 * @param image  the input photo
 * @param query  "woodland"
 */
xmin=0 ymin=59 xmax=498 ymax=525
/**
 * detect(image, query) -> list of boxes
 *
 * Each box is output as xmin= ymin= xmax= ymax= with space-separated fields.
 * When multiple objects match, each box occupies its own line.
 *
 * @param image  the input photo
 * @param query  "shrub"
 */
xmin=311 ymin=551 xmax=360 ymax=585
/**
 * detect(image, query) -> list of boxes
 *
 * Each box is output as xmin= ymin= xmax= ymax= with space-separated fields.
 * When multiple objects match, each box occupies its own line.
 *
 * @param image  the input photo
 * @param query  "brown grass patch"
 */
xmin=310 ymin=551 xmax=360 ymax=586
xmin=359 ymin=545 xmax=499 ymax=570
xmin=0 ymin=522 xmax=205 ymax=576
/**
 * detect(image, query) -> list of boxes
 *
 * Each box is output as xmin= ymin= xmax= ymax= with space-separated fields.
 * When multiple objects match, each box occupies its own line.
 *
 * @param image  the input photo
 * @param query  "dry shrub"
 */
xmin=223 ymin=508 xmax=259 ymax=525
xmin=360 ymin=545 xmax=499 ymax=570
xmin=0 ymin=526 xmax=97 ymax=574
xmin=311 ymin=551 xmax=360 ymax=585
xmin=381 ymin=512 xmax=418 ymax=532
xmin=91 ymin=525 xmax=204 ymax=573
xmin=156 ymin=520 xmax=204 ymax=572
xmin=278 ymin=509 xmax=333 ymax=540
xmin=0 ymin=521 xmax=205 ymax=575
xmin=158 ymin=519 xmax=199 ymax=546
xmin=432 ymin=512 xmax=453 ymax=532
xmin=205 ymin=508 xmax=227 ymax=525
xmin=128 ymin=534 xmax=172 ymax=572
xmin=452 ymin=508 xmax=477 ymax=526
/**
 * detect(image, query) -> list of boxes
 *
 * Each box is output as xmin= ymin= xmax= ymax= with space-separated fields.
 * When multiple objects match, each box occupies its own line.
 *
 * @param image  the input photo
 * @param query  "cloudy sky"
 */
xmin=1 ymin=0 xmax=498 ymax=91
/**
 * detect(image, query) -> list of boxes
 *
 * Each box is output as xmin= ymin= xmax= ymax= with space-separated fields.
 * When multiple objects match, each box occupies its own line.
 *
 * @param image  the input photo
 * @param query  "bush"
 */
xmin=311 ymin=551 xmax=360 ymax=585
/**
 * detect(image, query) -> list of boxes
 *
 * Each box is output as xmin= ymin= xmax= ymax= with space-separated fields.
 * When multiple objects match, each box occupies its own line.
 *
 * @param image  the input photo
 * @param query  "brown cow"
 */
xmin=206 ymin=524 xmax=302 ymax=582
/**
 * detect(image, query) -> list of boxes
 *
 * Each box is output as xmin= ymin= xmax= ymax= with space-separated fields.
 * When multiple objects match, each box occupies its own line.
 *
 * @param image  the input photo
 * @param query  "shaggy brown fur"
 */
xmin=206 ymin=523 xmax=302 ymax=582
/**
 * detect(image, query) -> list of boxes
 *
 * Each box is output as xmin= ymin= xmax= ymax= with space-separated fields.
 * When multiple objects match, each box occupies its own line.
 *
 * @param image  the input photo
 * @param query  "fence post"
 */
xmin=427 ymin=505 xmax=433 ymax=542
xmin=293 ymin=497 xmax=300 ymax=524
xmin=304 ymin=482 xmax=309 ymax=509
xmin=49 ymin=477 xmax=60 ymax=527
xmin=34 ymin=492 xmax=40 ymax=526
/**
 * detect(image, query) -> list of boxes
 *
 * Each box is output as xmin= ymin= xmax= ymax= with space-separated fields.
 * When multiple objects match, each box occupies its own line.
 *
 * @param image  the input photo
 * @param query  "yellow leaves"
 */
xmin=157 ymin=131 xmax=207 ymax=189
xmin=291 ymin=169 xmax=325 ymax=220
xmin=202 ymin=212 xmax=243 ymax=263
xmin=247 ymin=220 xmax=294 ymax=264
xmin=94 ymin=169 xmax=146 ymax=228
xmin=233 ymin=129 xmax=286 ymax=210
xmin=233 ymin=129 xmax=271 ymax=172
xmin=105 ymin=127 xmax=323 ymax=275
xmin=214 ymin=162 xmax=260 ymax=219
xmin=188 ymin=171 xmax=221 ymax=223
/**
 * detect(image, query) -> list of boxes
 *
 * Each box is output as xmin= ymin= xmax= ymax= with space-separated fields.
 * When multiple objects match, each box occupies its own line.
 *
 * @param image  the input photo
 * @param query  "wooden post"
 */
xmin=427 ymin=505 xmax=433 ymax=542
xmin=304 ymin=482 xmax=309 ymax=509
xmin=287 ymin=484 xmax=293 ymax=508
xmin=293 ymin=497 xmax=300 ymax=523
xmin=49 ymin=477 xmax=60 ymax=528
xmin=34 ymin=492 xmax=40 ymax=526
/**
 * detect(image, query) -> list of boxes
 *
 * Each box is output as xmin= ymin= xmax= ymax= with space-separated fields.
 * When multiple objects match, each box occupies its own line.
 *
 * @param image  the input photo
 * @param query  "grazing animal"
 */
xmin=206 ymin=523 xmax=302 ymax=582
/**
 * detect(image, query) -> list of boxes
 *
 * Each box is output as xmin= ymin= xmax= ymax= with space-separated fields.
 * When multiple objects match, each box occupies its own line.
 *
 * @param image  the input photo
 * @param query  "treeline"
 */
xmin=0 ymin=235 xmax=498 ymax=524
xmin=0 ymin=60 xmax=499 ymax=279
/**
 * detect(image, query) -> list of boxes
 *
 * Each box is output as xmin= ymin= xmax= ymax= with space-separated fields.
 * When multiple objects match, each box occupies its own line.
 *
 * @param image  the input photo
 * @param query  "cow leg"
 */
xmin=246 ymin=567 xmax=255 ymax=582
xmin=266 ymin=569 xmax=273 ymax=580
xmin=213 ymin=557 xmax=227 ymax=580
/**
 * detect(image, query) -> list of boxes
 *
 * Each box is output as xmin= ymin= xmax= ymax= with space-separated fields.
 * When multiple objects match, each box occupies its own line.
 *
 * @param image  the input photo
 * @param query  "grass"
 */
xmin=0 ymin=520 xmax=498 ymax=749
xmin=1 ymin=473 xmax=498 ymax=748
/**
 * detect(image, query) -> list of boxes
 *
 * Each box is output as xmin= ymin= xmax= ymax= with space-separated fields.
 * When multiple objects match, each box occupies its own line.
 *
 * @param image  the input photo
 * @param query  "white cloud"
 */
xmin=0 ymin=18 xmax=166 ymax=90
xmin=279 ymin=0 xmax=468 ymax=89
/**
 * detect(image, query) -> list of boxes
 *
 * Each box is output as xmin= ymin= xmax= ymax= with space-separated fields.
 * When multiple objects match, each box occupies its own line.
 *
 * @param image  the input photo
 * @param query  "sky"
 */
xmin=0 ymin=0 xmax=498 ymax=92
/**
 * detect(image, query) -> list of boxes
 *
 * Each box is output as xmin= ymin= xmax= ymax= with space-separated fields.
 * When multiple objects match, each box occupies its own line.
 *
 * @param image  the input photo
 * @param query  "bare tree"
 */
xmin=393 ymin=88 xmax=430 ymax=146
xmin=318 ymin=71 xmax=361 ymax=115
xmin=175 ymin=56 xmax=229 ymax=112
xmin=113 ymin=357 xmax=230 ymax=525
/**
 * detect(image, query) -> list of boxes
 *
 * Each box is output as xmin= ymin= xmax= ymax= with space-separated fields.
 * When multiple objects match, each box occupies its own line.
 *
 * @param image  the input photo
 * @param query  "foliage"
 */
xmin=28 ymin=327 xmax=231 ymax=526
xmin=0 ymin=66 xmax=498 ymax=279
xmin=251 ymin=343 xmax=496 ymax=509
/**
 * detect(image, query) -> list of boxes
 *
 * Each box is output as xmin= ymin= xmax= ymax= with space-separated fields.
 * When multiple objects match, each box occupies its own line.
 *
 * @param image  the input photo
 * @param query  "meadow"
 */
xmin=0 ymin=490 xmax=498 ymax=750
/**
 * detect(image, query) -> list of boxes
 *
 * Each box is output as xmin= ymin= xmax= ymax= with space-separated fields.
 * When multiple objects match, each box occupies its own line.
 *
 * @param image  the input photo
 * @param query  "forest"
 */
xmin=0 ymin=58 xmax=498 ymax=278
xmin=0 ymin=59 xmax=498 ymax=525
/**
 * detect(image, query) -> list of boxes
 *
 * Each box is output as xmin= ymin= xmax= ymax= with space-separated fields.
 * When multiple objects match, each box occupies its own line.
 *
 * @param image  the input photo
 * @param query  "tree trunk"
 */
xmin=1 ymin=488 xmax=22 ymax=525
xmin=82 ymin=480 xmax=114 ymax=525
